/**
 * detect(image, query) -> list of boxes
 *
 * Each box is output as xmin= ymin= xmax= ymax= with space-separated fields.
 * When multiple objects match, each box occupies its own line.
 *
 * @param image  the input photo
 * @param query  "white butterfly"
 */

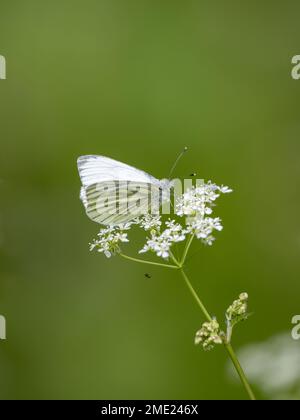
xmin=77 ymin=155 xmax=173 ymax=226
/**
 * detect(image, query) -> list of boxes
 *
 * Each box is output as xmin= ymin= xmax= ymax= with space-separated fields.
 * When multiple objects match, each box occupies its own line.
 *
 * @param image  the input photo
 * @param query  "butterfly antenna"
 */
xmin=168 ymin=147 xmax=188 ymax=179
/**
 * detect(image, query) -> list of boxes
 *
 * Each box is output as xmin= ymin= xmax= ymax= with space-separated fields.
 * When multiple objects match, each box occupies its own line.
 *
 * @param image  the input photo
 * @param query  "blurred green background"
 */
xmin=1 ymin=0 xmax=300 ymax=400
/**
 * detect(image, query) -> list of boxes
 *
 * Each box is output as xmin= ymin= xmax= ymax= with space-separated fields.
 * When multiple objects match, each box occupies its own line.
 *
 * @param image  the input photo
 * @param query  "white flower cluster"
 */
xmin=89 ymin=223 xmax=133 ymax=258
xmin=139 ymin=214 xmax=162 ymax=233
xmin=185 ymin=217 xmax=223 ymax=245
xmin=89 ymin=181 xmax=232 ymax=259
xmin=140 ymin=219 xmax=186 ymax=259
xmin=176 ymin=182 xmax=232 ymax=246
xmin=176 ymin=182 xmax=232 ymax=217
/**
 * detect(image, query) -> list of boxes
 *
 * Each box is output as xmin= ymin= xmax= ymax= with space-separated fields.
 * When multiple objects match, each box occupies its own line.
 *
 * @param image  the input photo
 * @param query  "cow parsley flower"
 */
xmin=139 ymin=219 xmax=186 ymax=259
xmin=175 ymin=183 xmax=232 ymax=246
xmin=139 ymin=237 xmax=170 ymax=259
xmin=140 ymin=214 xmax=162 ymax=233
xmin=225 ymin=293 xmax=250 ymax=342
xmin=176 ymin=182 xmax=232 ymax=218
xmin=185 ymin=216 xmax=223 ymax=244
xmin=226 ymin=293 xmax=249 ymax=320
xmin=195 ymin=319 xmax=223 ymax=351
xmin=165 ymin=220 xmax=186 ymax=242
xmin=90 ymin=224 xmax=132 ymax=258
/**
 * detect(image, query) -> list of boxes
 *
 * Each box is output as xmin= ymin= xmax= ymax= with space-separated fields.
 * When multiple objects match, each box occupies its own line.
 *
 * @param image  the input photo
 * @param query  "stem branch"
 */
xmin=119 ymin=253 xmax=178 ymax=269
xmin=180 ymin=234 xmax=195 ymax=266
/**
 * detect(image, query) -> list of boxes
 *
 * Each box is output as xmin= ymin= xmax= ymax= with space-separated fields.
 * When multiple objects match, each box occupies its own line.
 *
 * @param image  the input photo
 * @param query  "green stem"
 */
xmin=180 ymin=234 xmax=195 ymax=266
xmin=180 ymin=268 xmax=212 ymax=323
xmin=119 ymin=253 xmax=178 ymax=269
xmin=224 ymin=343 xmax=256 ymax=401
xmin=169 ymin=251 xmax=181 ymax=268
xmin=179 ymin=267 xmax=256 ymax=401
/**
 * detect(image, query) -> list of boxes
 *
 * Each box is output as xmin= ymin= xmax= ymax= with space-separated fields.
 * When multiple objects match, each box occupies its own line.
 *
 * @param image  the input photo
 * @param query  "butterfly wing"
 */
xmin=77 ymin=155 xmax=161 ymax=225
xmin=81 ymin=181 xmax=160 ymax=225
xmin=78 ymin=155 xmax=158 ymax=186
